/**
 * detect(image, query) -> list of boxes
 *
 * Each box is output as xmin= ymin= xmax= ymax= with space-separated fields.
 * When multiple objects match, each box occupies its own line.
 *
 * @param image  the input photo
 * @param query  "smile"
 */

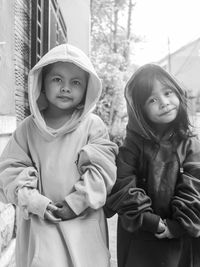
xmin=159 ymin=108 xmax=176 ymax=116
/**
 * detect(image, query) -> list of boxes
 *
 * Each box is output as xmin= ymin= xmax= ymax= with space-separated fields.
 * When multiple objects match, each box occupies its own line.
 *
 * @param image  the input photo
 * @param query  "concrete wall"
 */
xmin=0 ymin=2 xmax=24 ymax=266
xmin=0 ymin=116 xmax=16 ymax=155
xmin=0 ymin=0 xmax=16 ymax=116
xmin=57 ymin=0 xmax=90 ymax=55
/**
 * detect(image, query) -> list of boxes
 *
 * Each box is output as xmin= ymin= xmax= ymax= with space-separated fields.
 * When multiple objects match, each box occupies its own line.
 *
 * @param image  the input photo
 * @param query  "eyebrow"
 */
xmin=49 ymin=72 xmax=84 ymax=80
xmin=49 ymin=72 xmax=62 ymax=77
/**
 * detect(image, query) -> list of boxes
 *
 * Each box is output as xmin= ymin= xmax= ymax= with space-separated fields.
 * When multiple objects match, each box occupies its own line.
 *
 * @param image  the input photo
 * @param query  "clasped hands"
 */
xmin=44 ymin=201 xmax=77 ymax=223
xmin=155 ymin=218 xmax=174 ymax=239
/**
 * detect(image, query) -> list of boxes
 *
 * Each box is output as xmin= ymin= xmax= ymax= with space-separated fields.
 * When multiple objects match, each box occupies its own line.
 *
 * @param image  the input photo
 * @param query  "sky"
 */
xmin=130 ymin=0 xmax=200 ymax=65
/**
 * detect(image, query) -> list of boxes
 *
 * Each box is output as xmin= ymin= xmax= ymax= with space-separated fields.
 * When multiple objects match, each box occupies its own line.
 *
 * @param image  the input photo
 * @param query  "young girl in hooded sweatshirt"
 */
xmin=105 ymin=64 xmax=200 ymax=267
xmin=0 ymin=44 xmax=118 ymax=267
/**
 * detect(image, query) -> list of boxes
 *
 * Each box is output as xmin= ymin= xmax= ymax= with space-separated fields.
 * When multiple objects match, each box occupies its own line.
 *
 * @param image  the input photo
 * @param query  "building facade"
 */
xmin=0 ymin=0 xmax=90 ymax=152
xmin=158 ymin=37 xmax=200 ymax=115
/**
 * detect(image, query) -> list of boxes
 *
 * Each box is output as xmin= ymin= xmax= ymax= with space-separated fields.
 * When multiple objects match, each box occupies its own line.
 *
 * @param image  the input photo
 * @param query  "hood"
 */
xmin=125 ymin=70 xmax=154 ymax=141
xmin=28 ymin=43 xmax=102 ymax=139
xmin=125 ymin=69 xmax=178 ymax=142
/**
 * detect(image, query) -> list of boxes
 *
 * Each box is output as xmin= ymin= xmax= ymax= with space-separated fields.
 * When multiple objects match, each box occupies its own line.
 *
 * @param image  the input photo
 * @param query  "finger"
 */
xmin=52 ymin=208 xmax=64 ymax=218
xmin=45 ymin=210 xmax=61 ymax=223
xmin=155 ymin=231 xmax=167 ymax=239
xmin=54 ymin=202 xmax=64 ymax=208
xmin=47 ymin=214 xmax=61 ymax=222
xmin=47 ymin=203 xmax=58 ymax=211
xmin=53 ymin=207 xmax=69 ymax=220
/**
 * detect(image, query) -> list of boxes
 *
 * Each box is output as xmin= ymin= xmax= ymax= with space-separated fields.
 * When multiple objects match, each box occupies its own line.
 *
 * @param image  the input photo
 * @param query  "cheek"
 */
xmin=45 ymin=82 xmax=59 ymax=92
xmin=173 ymin=96 xmax=180 ymax=107
xmin=43 ymin=81 xmax=50 ymax=93
xmin=147 ymin=109 xmax=156 ymax=119
xmin=44 ymin=85 xmax=57 ymax=99
xmin=77 ymin=87 xmax=86 ymax=98
xmin=144 ymin=104 xmax=155 ymax=116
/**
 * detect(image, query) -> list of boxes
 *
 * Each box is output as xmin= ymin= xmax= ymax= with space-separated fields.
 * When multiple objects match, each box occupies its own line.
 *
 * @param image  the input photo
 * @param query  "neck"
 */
xmin=43 ymin=106 xmax=74 ymax=129
xmin=149 ymin=122 xmax=173 ymax=138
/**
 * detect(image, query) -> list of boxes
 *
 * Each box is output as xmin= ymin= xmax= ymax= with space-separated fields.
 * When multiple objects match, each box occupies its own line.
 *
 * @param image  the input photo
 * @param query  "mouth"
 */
xmin=57 ymin=95 xmax=72 ymax=101
xmin=159 ymin=108 xmax=176 ymax=116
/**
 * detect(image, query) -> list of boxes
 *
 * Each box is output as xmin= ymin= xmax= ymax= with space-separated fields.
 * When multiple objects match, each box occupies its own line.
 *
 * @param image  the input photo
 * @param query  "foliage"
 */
xmin=90 ymin=0 xmax=140 ymax=143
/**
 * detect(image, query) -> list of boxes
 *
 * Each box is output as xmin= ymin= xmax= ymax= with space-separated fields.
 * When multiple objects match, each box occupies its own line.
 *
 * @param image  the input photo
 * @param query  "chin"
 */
xmin=163 ymin=118 xmax=176 ymax=124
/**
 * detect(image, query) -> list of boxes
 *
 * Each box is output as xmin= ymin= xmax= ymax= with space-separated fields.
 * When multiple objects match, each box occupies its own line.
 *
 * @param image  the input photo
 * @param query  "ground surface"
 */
xmin=108 ymin=215 xmax=118 ymax=267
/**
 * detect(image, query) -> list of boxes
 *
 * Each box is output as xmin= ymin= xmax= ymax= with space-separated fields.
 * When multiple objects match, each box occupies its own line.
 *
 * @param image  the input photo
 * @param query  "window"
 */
xmin=31 ymin=0 xmax=67 ymax=68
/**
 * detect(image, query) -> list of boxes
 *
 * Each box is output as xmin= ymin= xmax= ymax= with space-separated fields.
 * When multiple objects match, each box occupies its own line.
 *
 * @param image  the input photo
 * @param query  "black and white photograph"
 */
xmin=0 ymin=1 xmax=200 ymax=267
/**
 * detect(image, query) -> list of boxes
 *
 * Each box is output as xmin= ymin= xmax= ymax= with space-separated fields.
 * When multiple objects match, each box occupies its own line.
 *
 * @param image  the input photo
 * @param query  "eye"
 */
xmin=52 ymin=77 xmax=62 ymax=83
xmin=72 ymin=80 xmax=81 ymax=86
xmin=165 ymin=89 xmax=174 ymax=96
xmin=148 ymin=97 xmax=157 ymax=104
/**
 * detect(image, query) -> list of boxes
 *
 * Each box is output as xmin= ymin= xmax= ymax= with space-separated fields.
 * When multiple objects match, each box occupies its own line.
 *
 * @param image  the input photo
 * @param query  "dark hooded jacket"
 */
xmin=105 ymin=73 xmax=200 ymax=267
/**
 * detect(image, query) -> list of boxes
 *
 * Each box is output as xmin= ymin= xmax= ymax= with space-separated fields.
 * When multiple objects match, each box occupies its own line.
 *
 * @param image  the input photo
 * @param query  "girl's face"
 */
xmin=44 ymin=62 xmax=88 ymax=113
xmin=143 ymin=79 xmax=180 ymax=127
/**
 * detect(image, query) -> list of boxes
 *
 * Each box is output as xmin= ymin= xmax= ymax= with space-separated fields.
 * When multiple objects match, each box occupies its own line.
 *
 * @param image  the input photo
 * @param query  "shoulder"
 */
xmin=179 ymin=135 xmax=200 ymax=150
xmin=187 ymin=136 xmax=200 ymax=153
xmin=85 ymin=113 xmax=106 ymax=127
xmin=118 ymin=134 xmax=142 ymax=165
xmin=15 ymin=115 xmax=33 ymax=130
xmin=80 ymin=113 xmax=114 ymax=143
xmin=177 ymin=135 xmax=200 ymax=162
xmin=13 ymin=115 xmax=34 ymax=139
xmin=123 ymin=131 xmax=143 ymax=152
xmin=82 ymin=113 xmax=108 ymax=133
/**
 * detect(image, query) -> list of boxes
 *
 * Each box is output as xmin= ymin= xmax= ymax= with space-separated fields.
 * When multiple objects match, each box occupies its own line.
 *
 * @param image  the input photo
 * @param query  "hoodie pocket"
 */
xmin=59 ymin=216 xmax=111 ymax=267
xmin=29 ymin=215 xmax=72 ymax=267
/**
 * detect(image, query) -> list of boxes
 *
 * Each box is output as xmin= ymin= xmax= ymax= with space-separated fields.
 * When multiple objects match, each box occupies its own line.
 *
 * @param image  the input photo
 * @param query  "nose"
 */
xmin=160 ymin=96 xmax=169 ymax=108
xmin=60 ymin=86 xmax=71 ymax=93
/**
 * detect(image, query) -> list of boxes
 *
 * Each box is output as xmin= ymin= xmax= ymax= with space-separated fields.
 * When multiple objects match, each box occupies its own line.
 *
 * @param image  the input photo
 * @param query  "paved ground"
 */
xmin=0 ymin=239 xmax=16 ymax=267
xmin=108 ymin=215 xmax=118 ymax=267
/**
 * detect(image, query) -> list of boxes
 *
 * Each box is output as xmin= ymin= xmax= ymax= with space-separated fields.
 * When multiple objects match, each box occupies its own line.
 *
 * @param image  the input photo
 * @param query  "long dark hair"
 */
xmin=127 ymin=64 xmax=192 ymax=138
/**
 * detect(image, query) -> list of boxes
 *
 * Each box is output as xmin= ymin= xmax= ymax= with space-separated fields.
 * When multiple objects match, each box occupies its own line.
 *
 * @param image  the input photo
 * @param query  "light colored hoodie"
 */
xmin=0 ymin=44 xmax=118 ymax=267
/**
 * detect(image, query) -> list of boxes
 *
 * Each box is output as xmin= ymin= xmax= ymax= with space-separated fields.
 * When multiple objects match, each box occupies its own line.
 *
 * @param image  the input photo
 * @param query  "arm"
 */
xmin=106 ymin=142 xmax=161 ymax=234
xmin=62 ymin=116 xmax=118 ymax=217
xmin=0 ymin=120 xmax=51 ymax=219
xmin=18 ymin=186 xmax=54 ymax=220
xmin=166 ymin=137 xmax=200 ymax=238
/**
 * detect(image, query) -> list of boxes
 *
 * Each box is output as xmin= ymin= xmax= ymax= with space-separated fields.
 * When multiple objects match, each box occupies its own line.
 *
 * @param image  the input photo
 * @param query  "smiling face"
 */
xmin=144 ymin=79 xmax=180 ymax=129
xmin=43 ymin=62 xmax=88 ymax=114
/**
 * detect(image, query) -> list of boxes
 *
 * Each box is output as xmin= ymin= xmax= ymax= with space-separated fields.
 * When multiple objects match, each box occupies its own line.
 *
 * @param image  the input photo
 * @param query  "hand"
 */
xmin=156 ymin=218 xmax=166 ymax=233
xmin=44 ymin=203 xmax=61 ymax=223
xmin=155 ymin=224 xmax=174 ymax=239
xmin=53 ymin=201 xmax=77 ymax=221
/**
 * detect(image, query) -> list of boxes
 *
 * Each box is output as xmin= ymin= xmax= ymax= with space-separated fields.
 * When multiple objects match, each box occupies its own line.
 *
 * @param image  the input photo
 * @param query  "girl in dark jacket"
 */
xmin=106 ymin=64 xmax=200 ymax=267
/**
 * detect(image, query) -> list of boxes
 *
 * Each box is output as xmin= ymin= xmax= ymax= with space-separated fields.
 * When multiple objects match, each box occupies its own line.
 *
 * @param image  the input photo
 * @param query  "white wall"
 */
xmin=57 ymin=0 xmax=90 ymax=55
xmin=0 ymin=116 xmax=16 ymax=155
xmin=0 ymin=0 xmax=15 ymax=116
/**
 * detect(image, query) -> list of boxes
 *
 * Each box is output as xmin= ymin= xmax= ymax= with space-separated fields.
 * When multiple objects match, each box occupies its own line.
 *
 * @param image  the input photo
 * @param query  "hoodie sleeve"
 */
xmin=167 ymin=137 xmax=200 ymax=238
xmin=0 ymin=119 xmax=51 ymax=218
xmin=105 ymin=142 xmax=160 ymax=234
xmin=64 ymin=116 xmax=118 ymax=215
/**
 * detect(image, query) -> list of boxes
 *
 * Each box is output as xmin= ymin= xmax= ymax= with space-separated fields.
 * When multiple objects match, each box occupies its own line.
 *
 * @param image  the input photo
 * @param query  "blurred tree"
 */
xmin=90 ymin=0 xmax=140 ymax=144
